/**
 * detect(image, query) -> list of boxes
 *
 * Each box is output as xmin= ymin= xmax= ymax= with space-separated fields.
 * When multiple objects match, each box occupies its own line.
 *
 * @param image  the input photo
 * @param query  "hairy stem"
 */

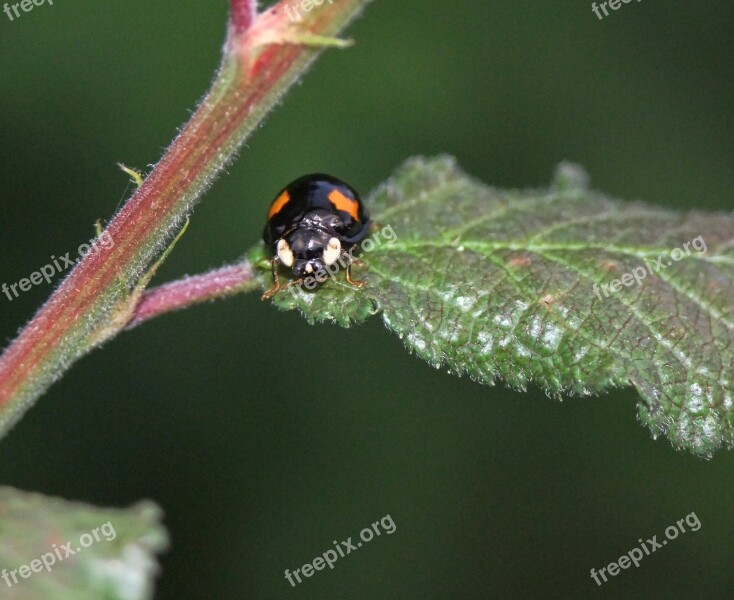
xmin=230 ymin=0 xmax=258 ymax=33
xmin=0 ymin=0 xmax=371 ymax=437
xmin=127 ymin=262 xmax=258 ymax=329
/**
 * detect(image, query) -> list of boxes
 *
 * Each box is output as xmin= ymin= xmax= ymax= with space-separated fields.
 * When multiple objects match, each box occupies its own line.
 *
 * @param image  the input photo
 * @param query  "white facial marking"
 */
xmin=276 ymin=239 xmax=294 ymax=267
xmin=323 ymin=237 xmax=341 ymax=266
xmin=305 ymin=263 xmax=314 ymax=273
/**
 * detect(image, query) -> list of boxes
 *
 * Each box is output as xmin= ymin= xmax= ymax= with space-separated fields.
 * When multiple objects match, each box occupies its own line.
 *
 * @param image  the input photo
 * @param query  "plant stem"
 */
xmin=0 ymin=0 xmax=371 ymax=437
xmin=230 ymin=0 xmax=258 ymax=34
xmin=127 ymin=262 xmax=259 ymax=329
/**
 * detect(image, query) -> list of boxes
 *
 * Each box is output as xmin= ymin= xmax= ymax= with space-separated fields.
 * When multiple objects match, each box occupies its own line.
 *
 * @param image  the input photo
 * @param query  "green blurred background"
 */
xmin=1 ymin=1 xmax=733 ymax=598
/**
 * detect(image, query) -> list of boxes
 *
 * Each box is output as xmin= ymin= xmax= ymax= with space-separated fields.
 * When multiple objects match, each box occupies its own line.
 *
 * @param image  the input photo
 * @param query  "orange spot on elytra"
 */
xmin=328 ymin=189 xmax=360 ymax=221
xmin=268 ymin=190 xmax=291 ymax=219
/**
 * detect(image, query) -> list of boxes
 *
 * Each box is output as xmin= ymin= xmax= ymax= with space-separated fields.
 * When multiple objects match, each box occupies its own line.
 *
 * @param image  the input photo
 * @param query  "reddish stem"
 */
xmin=230 ymin=0 xmax=258 ymax=34
xmin=0 ymin=0 xmax=371 ymax=437
xmin=128 ymin=262 xmax=257 ymax=329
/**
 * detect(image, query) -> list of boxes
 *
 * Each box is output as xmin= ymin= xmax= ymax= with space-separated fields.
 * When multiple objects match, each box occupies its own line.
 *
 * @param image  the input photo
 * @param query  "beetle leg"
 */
xmin=345 ymin=263 xmax=366 ymax=288
xmin=261 ymin=259 xmax=281 ymax=300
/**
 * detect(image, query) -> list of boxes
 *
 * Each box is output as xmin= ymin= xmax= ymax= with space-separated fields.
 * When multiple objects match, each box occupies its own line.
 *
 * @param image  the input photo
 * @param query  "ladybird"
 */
xmin=261 ymin=174 xmax=371 ymax=299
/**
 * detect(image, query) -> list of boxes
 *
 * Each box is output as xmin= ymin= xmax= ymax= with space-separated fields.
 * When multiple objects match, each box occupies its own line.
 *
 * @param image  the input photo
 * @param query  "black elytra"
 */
xmin=261 ymin=174 xmax=371 ymax=299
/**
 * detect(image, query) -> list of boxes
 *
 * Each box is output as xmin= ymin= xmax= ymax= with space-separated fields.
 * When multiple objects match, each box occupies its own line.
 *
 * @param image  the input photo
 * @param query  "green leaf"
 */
xmin=0 ymin=487 xmax=168 ymax=599
xmin=259 ymin=156 xmax=734 ymax=457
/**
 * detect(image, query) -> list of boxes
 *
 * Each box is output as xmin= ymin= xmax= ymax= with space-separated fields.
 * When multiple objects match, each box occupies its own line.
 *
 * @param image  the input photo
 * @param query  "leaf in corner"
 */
xmin=260 ymin=156 xmax=734 ymax=457
xmin=0 ymin=487 xmax=167 ymax=600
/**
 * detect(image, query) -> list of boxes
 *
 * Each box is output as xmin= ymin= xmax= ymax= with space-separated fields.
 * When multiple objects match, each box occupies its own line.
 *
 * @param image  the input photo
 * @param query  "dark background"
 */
xmin=1 ymin=1 xmax=733 ymax=598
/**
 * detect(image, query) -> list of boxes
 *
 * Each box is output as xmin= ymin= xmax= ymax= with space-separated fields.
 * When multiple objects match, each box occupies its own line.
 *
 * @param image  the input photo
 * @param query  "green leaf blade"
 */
xmin=263 ymin=156 xmax=734 ymax=456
